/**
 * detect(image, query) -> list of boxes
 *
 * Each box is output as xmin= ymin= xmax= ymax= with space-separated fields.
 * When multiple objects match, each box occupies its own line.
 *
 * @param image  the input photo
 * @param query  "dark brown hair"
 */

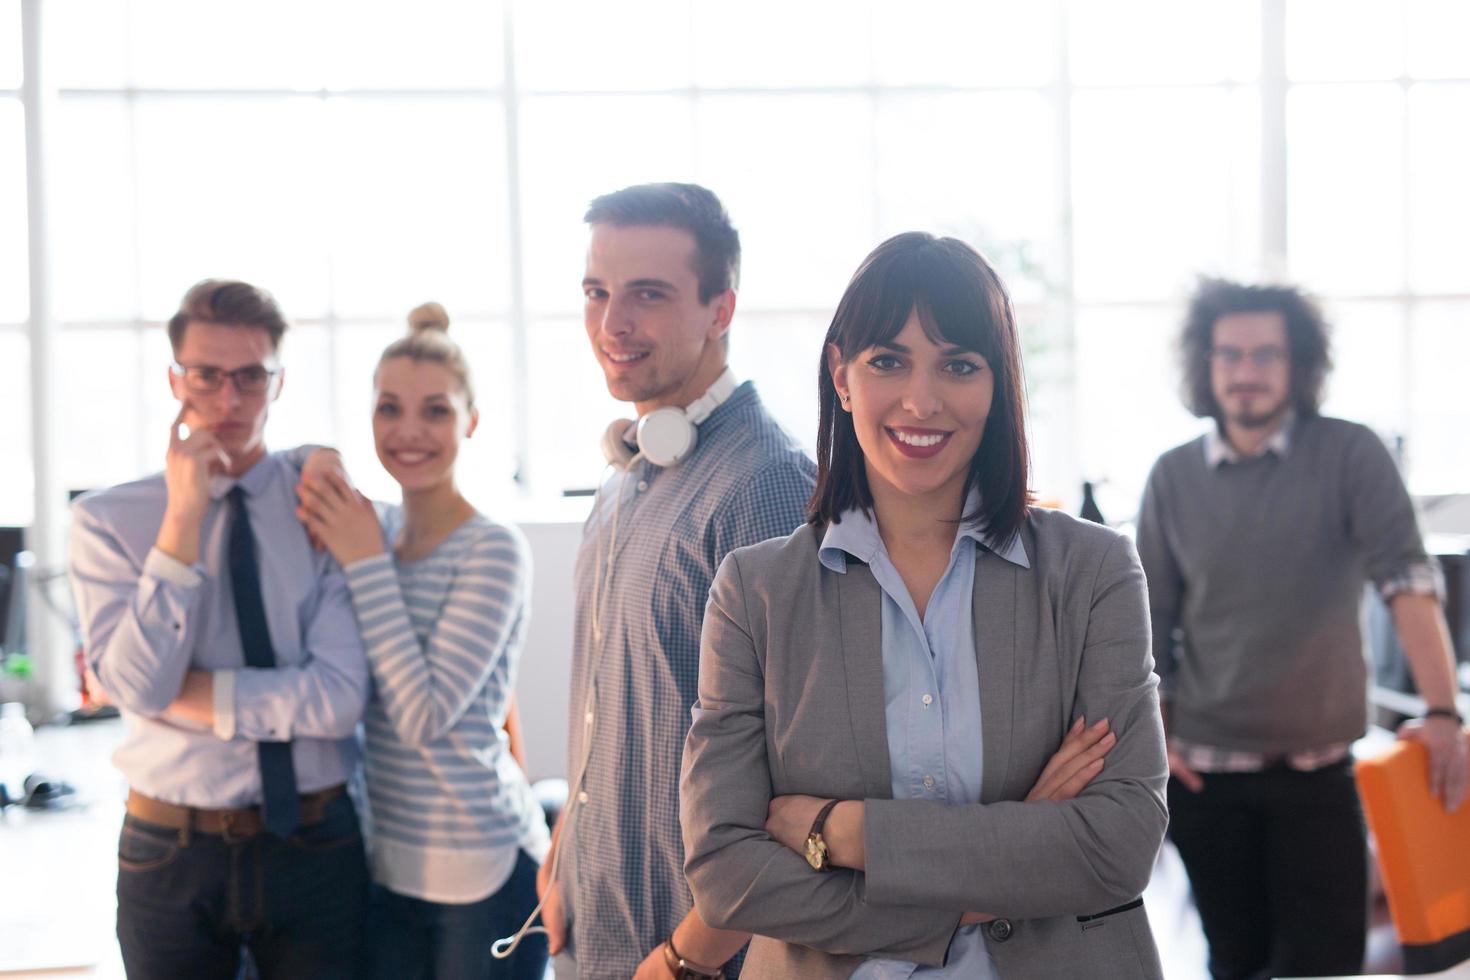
xmin=584 ymin=182 xmax=741 ymax=304
xmin=378 ymin=302 xmax=476 ymax=409
xmin=167 ymin=279 xmax=289 ymax=353
xmin=810 ymin=232 xmax=1031 ymax=548
xmin=1179 ymin=277 xmax=1333 ymax=422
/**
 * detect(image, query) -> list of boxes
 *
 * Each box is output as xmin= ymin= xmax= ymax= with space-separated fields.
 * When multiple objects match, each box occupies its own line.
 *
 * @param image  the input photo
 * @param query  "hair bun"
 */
xmin=407 ymin=302 xmax=450 ymax=334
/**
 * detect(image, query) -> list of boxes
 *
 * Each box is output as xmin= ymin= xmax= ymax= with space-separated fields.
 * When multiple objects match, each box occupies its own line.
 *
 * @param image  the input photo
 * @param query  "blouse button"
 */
xmin=921 ymin=694 xmax=933 ymax=706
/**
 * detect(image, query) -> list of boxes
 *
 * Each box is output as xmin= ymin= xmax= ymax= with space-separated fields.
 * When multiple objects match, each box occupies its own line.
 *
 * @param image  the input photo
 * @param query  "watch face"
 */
xmin=805 ymin=834 xmax=828 ymax=870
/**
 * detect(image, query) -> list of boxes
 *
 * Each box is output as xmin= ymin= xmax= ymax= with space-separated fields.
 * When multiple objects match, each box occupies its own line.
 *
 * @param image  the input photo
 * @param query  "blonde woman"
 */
xmin=296 ymin=304 xmax=548 ymax=979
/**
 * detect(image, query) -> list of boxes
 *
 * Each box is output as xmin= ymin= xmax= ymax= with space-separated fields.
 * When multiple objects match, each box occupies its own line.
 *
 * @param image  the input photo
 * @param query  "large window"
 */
xmin=6 ymin=0 xmax=1469 ymax=525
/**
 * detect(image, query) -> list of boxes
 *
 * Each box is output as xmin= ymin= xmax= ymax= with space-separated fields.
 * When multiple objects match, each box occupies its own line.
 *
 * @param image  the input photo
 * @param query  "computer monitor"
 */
xmin=0 ymin=527 xmax=24 ymax=654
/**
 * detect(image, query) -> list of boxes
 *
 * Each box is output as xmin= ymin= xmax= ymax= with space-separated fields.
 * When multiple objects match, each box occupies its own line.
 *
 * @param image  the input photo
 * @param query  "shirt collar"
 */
xmin=208 ymin=451 xmax=277 ymax=501
xmin=1204 ymin=410 xmax=1295 ymax=468
xmin=818 ymin=488 xmax=1029 ymax=573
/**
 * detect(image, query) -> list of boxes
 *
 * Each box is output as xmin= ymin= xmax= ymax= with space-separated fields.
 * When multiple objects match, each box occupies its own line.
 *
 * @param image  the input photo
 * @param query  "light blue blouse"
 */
xmin=818 ymin=496 xmax=1029 ymax=980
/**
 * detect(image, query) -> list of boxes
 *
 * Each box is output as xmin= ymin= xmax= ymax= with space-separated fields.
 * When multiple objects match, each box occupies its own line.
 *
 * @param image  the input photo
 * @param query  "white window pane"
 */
xmin=0 ymin=100 xmax=26 ymax=322
xmin=875 ymin=92 xmax=1053 ymax=305
xmin=1409 ymin=85 xmax=1470 ymax=293
xmin=693 ymin=0 xmax=869 ymax=88
xmin=1075 ymin=306 xmax=1206 ymax=519
xmin=59 ymin=328 xmax=145 ymax=492
xmin=1287 ymin=0 xmax=1404 ymax=81
xmin=1407 ymin=0 xmax=1470 ymax=78
xmin=53 ymin=99 xmax=137 ymax=321
xmin=515 ymin=0 xmax=692 ymax=92
xmin=1073 ymin=88 xmax=1259 ymax=302
xmin=133 ymin=97 xmax=330 ymax=321
xmin=1071 ymin=0 xmax=1258 ymax=85
xmin=141 ymin=326 xmax=180 ymax=470
xmin=0 ymin=0 xmax=19 ymax=90
xmin=450 ymin=320 xmax=518 ymax=503
xmin=1409 ymin=302 xmax=1470 ymax=493
xmin=268 ymin=322 xmax=335 ymax=451
xmin=1022 ymin=305 xmax=1078 ymax=507
xmin=526 ymin=318 xmax=622 ymax=496
xmin=728 ymin=313 xmax=829 ymax=456
xmin=328 ymin=321 xmax=403 ymax=504
xmin=518 ymin=95 xmax=695 ymax=317
xmin=324 ymin=0 xmax=503 ymax=90
xmin=0 ymin=332 xmax=29 ymax=523
xmin=127 ymin=0 xmax=324 ymax=89
xmin=697 ymin=95 xmax=875 ymax=311
xmin=325 ymin=97 xmax=509 ymax=318
xmin=45 ymin=0 xmax=129 ymax=88
xmin=1287 ymin=85 xmax=1403 ymax=295
xmin=1319 ymin=300 xmax=1407 ymax=436
xmin=874 ymin=0 xmax=1053 ymax=86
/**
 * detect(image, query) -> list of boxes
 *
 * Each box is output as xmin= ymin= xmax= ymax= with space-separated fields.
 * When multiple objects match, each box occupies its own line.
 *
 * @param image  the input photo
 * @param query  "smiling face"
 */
xmin=168 ymin=320 xmax=282 ymax=473
xmin=582 ymin=223 xmax=735 ymax=416
xmin=371 ymin=356 xmax=478 ymax=493
xmin=830 ymin=309 xmax=993 ymax=514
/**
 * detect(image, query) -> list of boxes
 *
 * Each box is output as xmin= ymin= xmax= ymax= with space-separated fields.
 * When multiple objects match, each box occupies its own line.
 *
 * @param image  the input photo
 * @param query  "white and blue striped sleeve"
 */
xmin=341 ymin=525 xmax=530 ymax=747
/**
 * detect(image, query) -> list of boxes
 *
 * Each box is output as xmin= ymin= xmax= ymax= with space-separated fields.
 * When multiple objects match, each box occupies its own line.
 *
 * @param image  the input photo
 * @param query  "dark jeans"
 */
xmin=116 ymin=793 xmax=369 ymax=980
xmin=1167 ymin=759 xmax=1368 ymax=980
xmin=367 ymin=849 xmax=547 ymax=980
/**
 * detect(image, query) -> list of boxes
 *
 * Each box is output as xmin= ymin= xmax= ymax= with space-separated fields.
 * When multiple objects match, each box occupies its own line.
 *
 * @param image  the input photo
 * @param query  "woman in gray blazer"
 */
xmin=680 ymin=233 xmax=1169 ymax=980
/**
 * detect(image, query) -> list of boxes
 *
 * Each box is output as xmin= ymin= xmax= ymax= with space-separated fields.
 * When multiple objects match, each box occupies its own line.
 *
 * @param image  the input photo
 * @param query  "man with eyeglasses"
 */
xmin=1136 ymin=278 xmax=1468 ymax=980
xmin=70 ymin=279 xmax=371 ymax=978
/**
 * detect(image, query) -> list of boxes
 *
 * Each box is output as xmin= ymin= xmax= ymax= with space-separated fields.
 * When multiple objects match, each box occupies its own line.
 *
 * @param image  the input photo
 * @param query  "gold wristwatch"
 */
xmin=662 ymin=937 xmax=724 ymax=980
xmin=804 ymin=798 xmax=842 ymax=871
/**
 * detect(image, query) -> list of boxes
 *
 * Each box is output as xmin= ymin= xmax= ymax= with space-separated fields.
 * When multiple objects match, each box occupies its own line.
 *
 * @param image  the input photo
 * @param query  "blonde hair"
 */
xmin=378 ymin=302 xmax=476 ymax=408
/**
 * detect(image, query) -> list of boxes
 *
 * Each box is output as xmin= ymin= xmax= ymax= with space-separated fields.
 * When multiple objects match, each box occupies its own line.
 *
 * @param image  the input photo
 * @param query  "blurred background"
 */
xmin=3 ymin=0 xmax=1467 ymax=522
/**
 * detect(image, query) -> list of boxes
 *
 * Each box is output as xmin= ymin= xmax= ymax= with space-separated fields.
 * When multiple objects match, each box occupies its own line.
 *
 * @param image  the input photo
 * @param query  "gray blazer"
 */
xmin=680 ymin=509 xmax=1168 ymax=979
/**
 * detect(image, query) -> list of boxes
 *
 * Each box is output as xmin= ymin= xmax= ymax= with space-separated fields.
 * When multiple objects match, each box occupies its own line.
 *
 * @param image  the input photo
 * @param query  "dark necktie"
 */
xmin=228 ymin=486 xmax=300 ymax=838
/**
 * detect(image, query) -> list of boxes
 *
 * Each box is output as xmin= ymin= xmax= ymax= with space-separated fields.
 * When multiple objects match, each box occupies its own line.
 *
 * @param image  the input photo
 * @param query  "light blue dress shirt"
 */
xmin=69 ymin=451 xmax=369 ymax=808
xmin=818 ymin=495 xmax=1029 ymax=980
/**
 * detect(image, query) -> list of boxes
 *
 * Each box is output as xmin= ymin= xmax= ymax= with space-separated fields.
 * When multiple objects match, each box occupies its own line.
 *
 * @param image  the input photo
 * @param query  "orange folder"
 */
xmin=1355 ymin=737 xmax=1470 ymax=974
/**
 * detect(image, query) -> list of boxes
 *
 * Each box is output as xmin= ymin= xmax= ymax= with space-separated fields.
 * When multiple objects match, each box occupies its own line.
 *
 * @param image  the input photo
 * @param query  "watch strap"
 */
xmin=662 ymin=937 xmax=723 ymax=980
xmin=807 ymin=798 xmax=841 ymax=840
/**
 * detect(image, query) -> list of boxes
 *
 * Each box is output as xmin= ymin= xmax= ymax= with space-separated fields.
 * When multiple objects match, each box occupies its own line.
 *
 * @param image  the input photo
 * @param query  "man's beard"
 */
xmin=1226 ymin=395 xmax=1289 ymax=430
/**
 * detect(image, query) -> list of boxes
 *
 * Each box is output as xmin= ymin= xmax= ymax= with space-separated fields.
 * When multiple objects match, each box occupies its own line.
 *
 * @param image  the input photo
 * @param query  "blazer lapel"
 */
xmin=836 ymin=562 xmax=893 ymax=798
xmin=975 ymin=549 xmax=1017 ymax=804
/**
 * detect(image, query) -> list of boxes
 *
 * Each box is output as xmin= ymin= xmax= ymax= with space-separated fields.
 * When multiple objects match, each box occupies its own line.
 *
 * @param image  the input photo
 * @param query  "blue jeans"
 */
xmin=116 ymin=793 xmax=369 ymax=979
xmin=368 ymin=849 xmax=548 ymax=980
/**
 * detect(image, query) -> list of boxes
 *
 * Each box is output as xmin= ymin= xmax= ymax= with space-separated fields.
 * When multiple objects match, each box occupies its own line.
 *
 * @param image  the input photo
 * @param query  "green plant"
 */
xmin=1 ymin=652 xmax=34 ymax=680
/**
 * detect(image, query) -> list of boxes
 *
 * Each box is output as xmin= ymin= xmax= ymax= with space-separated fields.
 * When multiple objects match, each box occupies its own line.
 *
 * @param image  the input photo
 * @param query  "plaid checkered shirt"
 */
xmin=559 ymin=382 xmax=815 ymax=980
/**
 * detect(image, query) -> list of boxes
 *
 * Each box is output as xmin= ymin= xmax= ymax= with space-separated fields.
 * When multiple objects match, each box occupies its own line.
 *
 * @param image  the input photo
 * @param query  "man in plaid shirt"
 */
xmin=1137 ymin=278 xmax=1468 ymax=980
xmin=536 ymin=183 xmax=814 ymax=980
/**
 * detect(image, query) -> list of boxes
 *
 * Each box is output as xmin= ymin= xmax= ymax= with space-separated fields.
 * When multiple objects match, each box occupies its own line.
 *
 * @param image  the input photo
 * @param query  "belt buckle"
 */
xmin=218 ymin=809 xmax=255 ymax=844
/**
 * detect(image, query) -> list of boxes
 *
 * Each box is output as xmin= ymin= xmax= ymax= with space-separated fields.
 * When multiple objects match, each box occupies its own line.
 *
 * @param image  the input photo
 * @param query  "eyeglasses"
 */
xmin=1207 ymin=346 xmax=1287 ymax=369
xmin=170 ymin=361 xmax=280 ymax=395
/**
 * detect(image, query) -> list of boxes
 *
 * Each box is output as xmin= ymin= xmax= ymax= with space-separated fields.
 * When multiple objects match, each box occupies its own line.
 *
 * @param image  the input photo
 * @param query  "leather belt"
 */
xmin=126 ymin=785 xmax=345 ymax=839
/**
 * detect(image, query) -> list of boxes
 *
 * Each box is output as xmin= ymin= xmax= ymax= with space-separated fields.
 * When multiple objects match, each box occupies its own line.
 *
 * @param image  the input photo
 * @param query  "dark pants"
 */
xmin=1167 ymin=759 xmax=1368 ymax=980
xmin=116 ymin=793 xmax=369 ymax=980
xmin=367 ymin=849 xmax=547 ymax=980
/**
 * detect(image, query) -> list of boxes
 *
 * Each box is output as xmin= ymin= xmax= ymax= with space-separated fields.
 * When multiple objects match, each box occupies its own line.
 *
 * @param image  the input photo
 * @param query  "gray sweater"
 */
xmin=1137 ymin=415 xmax=1430 ymax=754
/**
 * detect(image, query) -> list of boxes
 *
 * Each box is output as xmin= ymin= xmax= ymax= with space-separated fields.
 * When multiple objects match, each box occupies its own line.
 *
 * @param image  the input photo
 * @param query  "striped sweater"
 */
xmin=342 ymin=506 xmax=549 ymax=903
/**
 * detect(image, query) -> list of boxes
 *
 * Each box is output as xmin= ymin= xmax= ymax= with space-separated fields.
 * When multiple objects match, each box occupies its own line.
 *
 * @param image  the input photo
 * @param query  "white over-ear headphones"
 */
xmin=600 ymin=368 xmax=739 ymax=470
